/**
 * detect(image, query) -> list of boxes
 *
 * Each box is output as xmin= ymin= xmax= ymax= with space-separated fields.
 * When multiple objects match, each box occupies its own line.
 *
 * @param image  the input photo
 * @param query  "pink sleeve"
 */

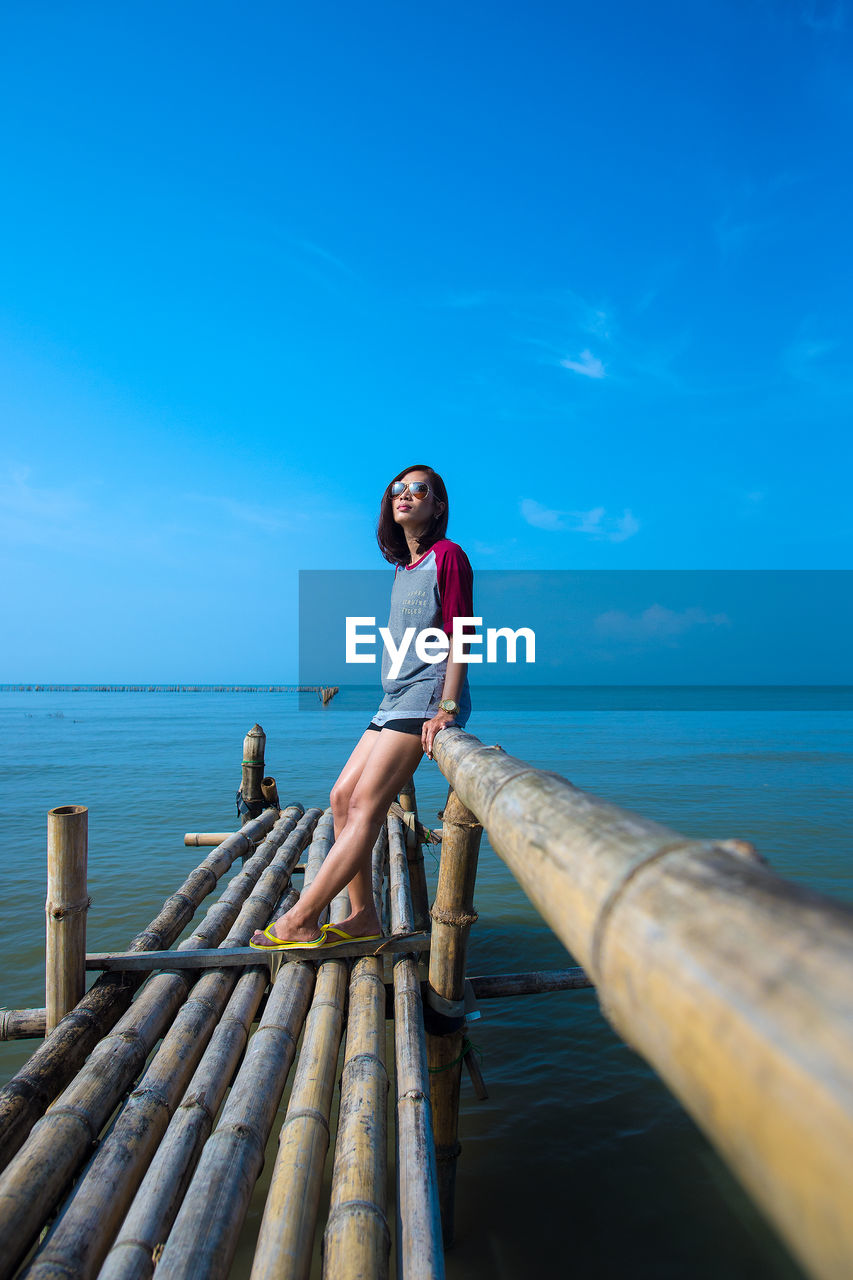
xmin=436 ymin=543 xmax=474 ymax=634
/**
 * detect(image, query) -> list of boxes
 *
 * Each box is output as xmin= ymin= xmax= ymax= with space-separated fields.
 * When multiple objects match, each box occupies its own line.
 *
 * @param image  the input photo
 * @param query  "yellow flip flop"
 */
xmin=249 ymin=924 xmax=329 ymax=951
xmin=321 ymin=925 xmax=384 ymax=948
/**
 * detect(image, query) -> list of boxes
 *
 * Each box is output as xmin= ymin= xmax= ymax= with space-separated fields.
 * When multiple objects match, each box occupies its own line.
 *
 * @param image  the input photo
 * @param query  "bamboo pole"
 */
xmin=45 ymin=805 xmax=89 ymax=1034
xmin=424 ymin=787 xmax=483 ymax=1246
xmin=386 ymin=802 xmax=439 ymax=847
xmin=261 ymin=777 xmax=280 ymax=809
xmin=323 ymin=827 xmax=392 ymax=1280
xmin=249 ymin=874 xmax=350 ymax=1280
xmin=153 ymin=809 xmax=337 ymax=1280
xmin=184 ymin=833 xmax=235 ymax=847
xmin=239 ymin=724 xmax=266 ymax=822
xmin=0 ymin=1010 xmax=46 ymax=1041
xmin=0 ymin=807 xmax=279 ymax=1170
xmin=371 ymin=821 xmax=389 ymax=926
xmin=432 ymin=726 xmax=853 ymax=1280
xmin=461 ymin=1043 xmax=488 ymax=1101
xmin=388 ymin=814 xmax=444 ymax=1280
xmin=101 ymin=865 xmax=313 ymax=1280
xmin=84 ymin=935 xmax=431 ymax=971
xmin=398 ymin=780 xmax=430 ymax=932
xmin=0 ymin=807 xmax=311 ymax=1280
xmin=101 ymin=954 xmax=279 ymax=1280
xmin=25 ymin=807 xmax=316 ymax=1280
xmin=466 ymin=969 xmax=592 ymax=998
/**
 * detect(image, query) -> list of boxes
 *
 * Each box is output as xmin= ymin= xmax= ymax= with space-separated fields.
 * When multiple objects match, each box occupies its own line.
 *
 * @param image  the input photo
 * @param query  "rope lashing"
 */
xmin=427 ymin=1034 xmax=481 ymax=1075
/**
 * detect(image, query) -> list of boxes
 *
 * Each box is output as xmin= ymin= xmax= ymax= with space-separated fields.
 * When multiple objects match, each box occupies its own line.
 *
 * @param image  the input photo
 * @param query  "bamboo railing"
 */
xmin=430 ymin=725 xmax=853 ymax=1280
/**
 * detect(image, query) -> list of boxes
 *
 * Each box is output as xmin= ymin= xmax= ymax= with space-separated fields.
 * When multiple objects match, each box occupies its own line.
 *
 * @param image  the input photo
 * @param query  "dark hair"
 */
xmin=376 ymin=464 xmax=449 ymax=566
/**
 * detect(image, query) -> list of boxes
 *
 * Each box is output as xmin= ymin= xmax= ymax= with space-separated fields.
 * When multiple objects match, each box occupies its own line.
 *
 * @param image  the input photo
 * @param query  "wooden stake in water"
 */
xmin=240 ymin=724 xmax=266 ymax=822
xmin=45 ymin=805 xmax=89 ymax=1036
xmin=398 ymin=778 xmax=430 ymax=932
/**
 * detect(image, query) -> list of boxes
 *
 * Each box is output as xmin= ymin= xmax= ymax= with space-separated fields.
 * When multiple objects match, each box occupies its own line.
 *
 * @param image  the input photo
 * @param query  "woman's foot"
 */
xmin=249 ymin=908 xmax=323 ymax=948
xmin=326 ymin=905 xmax=383 ymax=939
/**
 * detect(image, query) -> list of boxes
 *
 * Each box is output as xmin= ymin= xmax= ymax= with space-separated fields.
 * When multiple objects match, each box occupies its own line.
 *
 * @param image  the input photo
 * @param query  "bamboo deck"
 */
xmin=2 ymin=722 xmax=853 ymax=1280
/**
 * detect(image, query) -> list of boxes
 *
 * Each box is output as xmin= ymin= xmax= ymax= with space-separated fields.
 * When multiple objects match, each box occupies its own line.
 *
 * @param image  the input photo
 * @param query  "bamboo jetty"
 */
xmin=1 ymin=722 xmax=852 ymax=1279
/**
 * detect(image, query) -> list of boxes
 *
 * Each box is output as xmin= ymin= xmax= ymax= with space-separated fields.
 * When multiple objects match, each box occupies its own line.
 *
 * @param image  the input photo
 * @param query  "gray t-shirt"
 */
xmin=372 ymin=538 xmax=473 ymax=727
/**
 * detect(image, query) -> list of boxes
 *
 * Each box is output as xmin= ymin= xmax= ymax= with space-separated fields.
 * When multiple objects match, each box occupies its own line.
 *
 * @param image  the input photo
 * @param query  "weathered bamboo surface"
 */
xmin=425 ymin=787 xmax=483 ymax=1246
xmin=1 ymin=806 xmax=318 ymax=1280
xmin=398 ymin=779 xmax=430 ymax=931
xmin=100 ymin=907 xmax=294 ymax=1280
xmin=388 ymin=814 xmax=445 ymax=1280
xmin=240 ymin=724 xmax=266 ymax=820
xmin=466 ymin=968 xmax=592 ymax=997
xmin=0 ymin=1009 xmax=46 ymax=1041
xmin=249 ymin=866 xmax=350 ymax=1280
xmin=0 ymin=968 xmax=586 ymax=1043
xmin=152 ymin=808 xmax=337 ymax=1280
xmin=323 ymin=828 xmax=392 ymax=1280
xmin=0 ymin=807 xmax=280 ymax=1171
xmin=432 ymin=726 xmax=853 ymax=1280
xmin=84 ymin=934 xmax=431 ymax=970
xmin=45 ymin=804 xmax=89 ymax=1034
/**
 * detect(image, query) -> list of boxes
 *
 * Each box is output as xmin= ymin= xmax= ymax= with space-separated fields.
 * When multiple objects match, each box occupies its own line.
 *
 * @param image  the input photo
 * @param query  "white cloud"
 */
xmin=182 ymin=492 xmax=294 ymax=534
xmin=594 ymin=604 xmax=731 ymax=642
xmin=519 ymin=500 xmax=639 ymax=542
xmin=612 ymin=510 xmax=640 ymax=542
xmin=520 ymin=499 xmax=570 ymax=531
xmin=0 ymin=465 xmax=90 ymax=548
xmin=560 ymin=349 xmax=606 ymax=379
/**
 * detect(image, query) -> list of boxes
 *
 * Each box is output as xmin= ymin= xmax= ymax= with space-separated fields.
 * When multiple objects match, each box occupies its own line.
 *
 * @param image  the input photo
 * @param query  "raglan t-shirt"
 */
xmin=371 ymin=538 xmax=474 ymax=727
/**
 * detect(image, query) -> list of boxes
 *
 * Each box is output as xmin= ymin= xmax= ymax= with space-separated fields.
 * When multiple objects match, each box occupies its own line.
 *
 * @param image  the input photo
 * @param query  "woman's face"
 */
xmin=391 ymin=470 xmax=444 ymax=534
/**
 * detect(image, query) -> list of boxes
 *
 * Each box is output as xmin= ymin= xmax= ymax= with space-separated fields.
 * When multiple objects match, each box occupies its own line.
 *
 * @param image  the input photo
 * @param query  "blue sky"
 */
xmin=1 ymin=1 xmax=851 ymax=680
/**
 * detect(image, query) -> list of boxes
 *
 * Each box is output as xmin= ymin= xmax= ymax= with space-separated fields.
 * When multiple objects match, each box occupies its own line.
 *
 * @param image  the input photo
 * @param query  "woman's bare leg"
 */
xmin=329 ymin=731 xmax=386 ymax=925
xmin=250 ymin=728 xmax=424 ymax=943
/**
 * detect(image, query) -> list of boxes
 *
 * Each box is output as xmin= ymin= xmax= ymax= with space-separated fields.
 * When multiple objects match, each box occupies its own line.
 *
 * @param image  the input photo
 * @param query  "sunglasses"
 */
xmin=391 ymin=480 xmax=432 ymax=499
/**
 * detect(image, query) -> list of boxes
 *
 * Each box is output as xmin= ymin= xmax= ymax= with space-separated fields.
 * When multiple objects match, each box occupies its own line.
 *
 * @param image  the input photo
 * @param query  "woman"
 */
xmin=250 ymin=464 xmax=473 ymax=950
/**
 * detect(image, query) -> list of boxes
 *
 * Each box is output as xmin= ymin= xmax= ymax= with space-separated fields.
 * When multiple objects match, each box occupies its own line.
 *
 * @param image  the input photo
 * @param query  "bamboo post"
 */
xmin=388 ymin=814 xmax=445 ymax=1280
xmin=0 ymin=807 xmax=313 ymax=1280
xmin=261 ymin=776 xmax=280 ymax=809
xmin=153 ymin=810 xmax=337 ymax=1280
xmin=424 ymin=787 xmax=483 ymax=1246
xmin=398 ymin=779 xmax=430 ymax=932
xmin=323 ymin=826 xmax=393 ymax=1280
xmin=0 ymin=808 xmax=279 ymax=1170
xmin=45 ymin=805 xmax=89 ymax=1035
xmin=239 ymin=723 xmax=266 ymax=823
xmin=432 ymin=726 xmax=853 ymax=1280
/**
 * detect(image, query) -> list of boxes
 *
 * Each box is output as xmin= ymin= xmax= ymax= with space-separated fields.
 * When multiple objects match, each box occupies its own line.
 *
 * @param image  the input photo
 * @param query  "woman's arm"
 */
xmin=422 ymin=542 xmax=473 ymax=758
xmin=438 ymin=649 xmax=466 ymax=706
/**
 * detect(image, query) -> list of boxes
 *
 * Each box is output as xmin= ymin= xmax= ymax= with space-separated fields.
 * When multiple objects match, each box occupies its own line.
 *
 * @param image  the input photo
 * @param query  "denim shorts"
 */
xmin=365 ymin=718 xmax=426 ymax=737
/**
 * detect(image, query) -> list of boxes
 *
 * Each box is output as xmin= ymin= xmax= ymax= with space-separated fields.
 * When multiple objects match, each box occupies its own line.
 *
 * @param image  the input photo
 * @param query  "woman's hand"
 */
xmin=422 ymin=710 xmax=457 ymax=759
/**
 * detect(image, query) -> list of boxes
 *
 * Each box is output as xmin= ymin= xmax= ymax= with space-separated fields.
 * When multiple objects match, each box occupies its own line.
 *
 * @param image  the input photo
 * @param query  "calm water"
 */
xmin=1 ymin=687 xmax=851 ymax=1279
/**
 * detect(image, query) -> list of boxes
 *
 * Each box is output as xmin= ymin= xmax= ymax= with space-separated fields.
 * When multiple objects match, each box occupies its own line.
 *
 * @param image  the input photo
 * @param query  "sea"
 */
xmin=1 ymin=685 xmax=851 ymax=1279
